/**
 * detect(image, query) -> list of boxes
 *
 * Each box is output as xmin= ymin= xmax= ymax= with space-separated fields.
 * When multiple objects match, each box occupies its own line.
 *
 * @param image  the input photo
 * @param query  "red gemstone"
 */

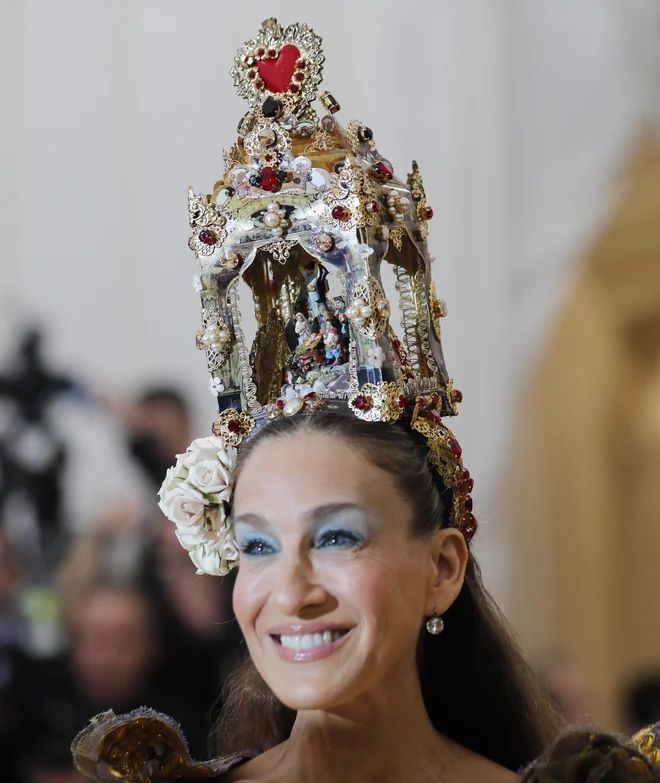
xmin=398 ymin=395 xmax=407 ymax=408
xmin=448 ymin=438 xmax=462 ymax=459
xmin=290 ymin=85 xmax=299 ymax=93
xmin=198 ymin=229 xmax=218 ymax=245
xmin=257 ymin=48 xmax=265 ymax=57
xmin=296 ymin=59 xmax=306 ymax=68
xmin=462 ymin=517 xmax=477 ymax=542
xmin=425 ymin=408 xmax=442 ymax=424
xmin=248 ymin=70 xmax=256 ymax=79
xmin=465 ymin=496 xmax=474 ymax=512
xmin=431 ymin=392 xmax=440 ymax=404
xmin=276 ymin=399 xmax=284 ymax=408
xmin=304 ymin=392 xmax=317 ymax=400
xmin=227 ymin=419 xmax=241 ymax=433
xmin=418 ymin=398 xmax=427 ymax=407
xmin=372 ymin=161 xmax=393 ymax=181
xmin=295 ymin=72 xmax=305 ymax=81
xmin=332 ymin=205 xmax=349 ymax=221
xmin=260 ymin=167 xmax=280 ymax=192
xmin=369 ymin=200 xmax=381 ymax=213
xmin=467 ymin=477 xmax=474 ymax=493
xmin=452 ymin=389 xmax=463 ymax=404
xmin=352 ymin=395 xmax=370 ymax=411
xmin=462 ymin=469 xmax=470 ymax=480
xmin=425 ymin=206 xmax=434 ymax=220
xmin=268 ymin=49 xmax=277 ymax=58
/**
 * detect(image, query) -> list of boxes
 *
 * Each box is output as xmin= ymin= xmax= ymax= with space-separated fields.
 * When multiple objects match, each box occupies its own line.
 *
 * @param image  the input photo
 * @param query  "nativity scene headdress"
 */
xmin=158 ymin=18 xmax=477 ymax=575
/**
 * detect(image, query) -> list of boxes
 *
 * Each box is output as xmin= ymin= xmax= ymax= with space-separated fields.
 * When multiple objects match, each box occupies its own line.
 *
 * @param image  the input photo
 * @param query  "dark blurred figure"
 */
xmin=15 ymin=582 xmax=208 ymax=782
xmin=0 ymin=330 xmax=78 ymax=571
xmin=626 ymin=675 xmax=660 ymax=732
xmin=124 ymin=387 xmax=193 ymax=490
xmin=57 ymin=508 xmax=242 ymax=755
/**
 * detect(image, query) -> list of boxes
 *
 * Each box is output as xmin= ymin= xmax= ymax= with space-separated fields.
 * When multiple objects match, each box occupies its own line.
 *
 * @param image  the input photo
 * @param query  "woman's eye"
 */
xmin=316 ymin=529 xmax=361 ymax=549
xmin=240 ymin=539 xmax=276 ymax=556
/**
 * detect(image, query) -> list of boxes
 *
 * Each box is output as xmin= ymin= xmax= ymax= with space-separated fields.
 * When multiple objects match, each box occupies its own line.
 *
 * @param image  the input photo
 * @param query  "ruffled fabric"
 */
xmin=71 ymin=708 xmax=253 ymax=782
xmin=520 ymin=728 xmax=659 ymax=782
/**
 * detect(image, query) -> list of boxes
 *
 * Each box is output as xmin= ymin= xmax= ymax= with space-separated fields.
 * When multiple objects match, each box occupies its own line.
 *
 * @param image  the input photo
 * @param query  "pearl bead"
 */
xmin=398 ymin=196 xmax=411 ymax=210
xmin=267 ymin=202 xmax=278 ymax=212
xmin=218 ymin=331 xmax=230 ymax=343
xmin=272 ymin=227 xmax=283 ymax=237
xmin=388 ymin=206 xmax=397 ymax=215
xmin=345 ymin=307 xmax=359 ymax=319
xmin=354 ymin=317 xmax=366 ymax=327
xmin=202 ymin=334 xmax=213 ymax=345
xmin=360 ymin=305 xmax=373 ymax=318
xmin=211 ymin=342 xmax=221 ymax=351
xmin=264 ymin=212 xmax=281 ymax=228
xmin=354 ymin=298 xmax=366 ymax=307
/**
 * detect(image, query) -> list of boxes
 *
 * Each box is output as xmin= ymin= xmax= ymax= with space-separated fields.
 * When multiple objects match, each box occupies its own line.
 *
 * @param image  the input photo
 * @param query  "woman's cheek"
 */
xmin=233 ymin=566 xmax=271 ymax=633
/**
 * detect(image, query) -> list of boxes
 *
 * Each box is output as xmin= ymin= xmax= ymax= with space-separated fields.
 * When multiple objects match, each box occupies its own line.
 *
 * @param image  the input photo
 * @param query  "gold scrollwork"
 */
xmin=201 ymin=309 xmax=233 ymax=372
xmin=244 ymin=120 xmax=292 ymax=159
xmin=211 ymin=408 xmax=255 ymax=447
xmin=348 ymin=276 xmax=390 ymax=341
xmin=347 ymin=382 xmax=402 ymax=423
xmin=230 ymin=19 xmax=325 ymax=117
xmin=188 ymin=188 xmax=228 ymax=258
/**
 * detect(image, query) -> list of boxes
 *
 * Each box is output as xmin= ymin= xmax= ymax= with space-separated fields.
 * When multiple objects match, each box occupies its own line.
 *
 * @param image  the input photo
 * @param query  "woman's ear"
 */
xmin=424 ymin=528 xmax=468 ymax=616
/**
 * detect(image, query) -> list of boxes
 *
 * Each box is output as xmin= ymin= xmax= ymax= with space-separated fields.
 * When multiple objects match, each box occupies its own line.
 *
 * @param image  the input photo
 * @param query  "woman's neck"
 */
xmin=266 ymin=665 xmax=513 ymax=783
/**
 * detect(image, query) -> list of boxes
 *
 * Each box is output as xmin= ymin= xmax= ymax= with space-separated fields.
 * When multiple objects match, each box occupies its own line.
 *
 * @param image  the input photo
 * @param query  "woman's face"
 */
xmin=232 ymin=431 xmax=438 ymax=711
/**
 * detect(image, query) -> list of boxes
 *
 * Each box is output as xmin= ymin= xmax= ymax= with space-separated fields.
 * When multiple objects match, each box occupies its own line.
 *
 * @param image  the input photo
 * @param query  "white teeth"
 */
xmin=279 ymin=631 xmax=345 ymax=651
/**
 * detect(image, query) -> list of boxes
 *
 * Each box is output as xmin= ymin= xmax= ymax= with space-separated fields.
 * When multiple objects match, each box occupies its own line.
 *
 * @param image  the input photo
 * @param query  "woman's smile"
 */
xmin=269 ymin=627 xmax=353 ymax=662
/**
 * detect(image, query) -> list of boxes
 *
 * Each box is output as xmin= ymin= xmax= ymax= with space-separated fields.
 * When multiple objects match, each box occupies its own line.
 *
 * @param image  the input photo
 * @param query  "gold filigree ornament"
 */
xmin=212 ymin=408 xmax=255 ymax=447
xmin=389 ymin=226 xmax=405 ymax=251
xmin=410 ymin=396 xmax=477 ymax=541
xmin=230 ymin=19 xmax=325 ymax=116
xmin=243 ymin=120 xmax=292 ymax=159
xmin=188 ymin=188 xmax=228 ymax=258
xmin=198 ymin=310 xmax=232 ymax=372
xmin=428 ymin=280 xmax=448 ymax=341
xmin=346 ymin=277 xmax=390 ymax=341
xmin=348 ymin=382 xmax=403 ymax=423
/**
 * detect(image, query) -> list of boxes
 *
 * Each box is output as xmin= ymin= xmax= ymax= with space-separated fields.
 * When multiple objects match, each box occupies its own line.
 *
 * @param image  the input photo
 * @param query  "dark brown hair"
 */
xmin=213 ymin=410 xmax=562 ymax=771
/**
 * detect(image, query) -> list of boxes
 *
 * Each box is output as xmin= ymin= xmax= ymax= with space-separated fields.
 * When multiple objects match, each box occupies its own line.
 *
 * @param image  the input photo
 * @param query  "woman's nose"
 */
xmin=272 ymin=551 xmax=328 ymax=617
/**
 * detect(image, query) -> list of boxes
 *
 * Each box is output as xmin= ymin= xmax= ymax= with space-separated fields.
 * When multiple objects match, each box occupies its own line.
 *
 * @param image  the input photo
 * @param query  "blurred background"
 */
xmin=1 ymin=0 xmax=660 ymax=780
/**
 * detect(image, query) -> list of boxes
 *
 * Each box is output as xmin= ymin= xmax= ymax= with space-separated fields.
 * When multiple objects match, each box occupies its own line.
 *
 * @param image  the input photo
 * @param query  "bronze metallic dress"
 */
xmin=71 ymin=708 xmax=660 ymax=782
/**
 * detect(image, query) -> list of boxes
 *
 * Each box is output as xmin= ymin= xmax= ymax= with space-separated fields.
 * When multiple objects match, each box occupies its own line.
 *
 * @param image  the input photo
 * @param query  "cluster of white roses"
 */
xmin=157 ymin=436 xmax=240 ymax=576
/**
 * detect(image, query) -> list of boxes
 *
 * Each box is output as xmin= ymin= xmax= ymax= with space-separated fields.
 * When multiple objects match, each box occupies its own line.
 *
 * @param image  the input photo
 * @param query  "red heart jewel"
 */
xmin=257 ymin=44 xmax=300 ymax=94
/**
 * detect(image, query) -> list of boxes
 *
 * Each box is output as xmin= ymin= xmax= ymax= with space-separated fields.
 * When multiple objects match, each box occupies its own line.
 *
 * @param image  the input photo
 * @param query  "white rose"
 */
xmin=187 ymin=459 xmax=232 ymax=496
xmin=188 ymin=543 xmax=230 ymax=576
xmin=160 ymin=482 xmax=205 ymax=531
xmin=179 ymin=436 xmax=236 ymax=470
xmin=158 ymin=459 xmax=189 ymax=500
xmin=220 ymin=537 xmax=240 ymax=563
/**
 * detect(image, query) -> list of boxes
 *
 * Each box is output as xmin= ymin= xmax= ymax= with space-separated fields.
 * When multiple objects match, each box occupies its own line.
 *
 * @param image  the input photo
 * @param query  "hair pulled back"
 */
xmin=213 ymin=410 xmax=561 ymax=771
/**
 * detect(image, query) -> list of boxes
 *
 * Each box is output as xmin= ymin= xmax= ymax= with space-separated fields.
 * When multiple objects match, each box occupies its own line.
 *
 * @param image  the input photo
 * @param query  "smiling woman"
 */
xmin=215 ymin=411 xmax=558 ymax=780
xmin=71 ymin=16 xmax=660 ymax=783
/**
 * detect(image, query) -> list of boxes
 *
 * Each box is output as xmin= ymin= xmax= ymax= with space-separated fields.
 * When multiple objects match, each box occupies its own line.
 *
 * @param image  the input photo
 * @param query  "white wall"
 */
xmin=0 ymin=0 xmax=655 ymax=604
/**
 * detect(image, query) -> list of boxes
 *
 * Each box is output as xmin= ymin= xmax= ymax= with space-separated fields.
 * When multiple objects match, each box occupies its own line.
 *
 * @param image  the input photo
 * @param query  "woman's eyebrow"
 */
xmin=233 ymin=512 xmax=268 ymax=528
xmin=305 ymin=502 xmax=369 ymax=526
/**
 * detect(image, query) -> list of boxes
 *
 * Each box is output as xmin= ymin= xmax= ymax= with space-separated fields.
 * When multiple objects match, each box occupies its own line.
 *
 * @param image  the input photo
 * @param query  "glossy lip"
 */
xmin=268 ymin=626 xmax=354 ymax=663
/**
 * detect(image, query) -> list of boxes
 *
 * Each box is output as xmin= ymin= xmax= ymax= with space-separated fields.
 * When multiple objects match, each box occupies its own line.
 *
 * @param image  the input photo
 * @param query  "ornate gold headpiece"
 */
xmin=160 ymin=18 xmax=477 ymax=575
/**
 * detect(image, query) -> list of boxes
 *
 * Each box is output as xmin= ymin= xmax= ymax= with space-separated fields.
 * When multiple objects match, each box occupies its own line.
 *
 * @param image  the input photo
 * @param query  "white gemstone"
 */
xmin=427 ymin=616 xmax=444 ymax=635
xmin=283 ymin=396 xmax=305 ymax=417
